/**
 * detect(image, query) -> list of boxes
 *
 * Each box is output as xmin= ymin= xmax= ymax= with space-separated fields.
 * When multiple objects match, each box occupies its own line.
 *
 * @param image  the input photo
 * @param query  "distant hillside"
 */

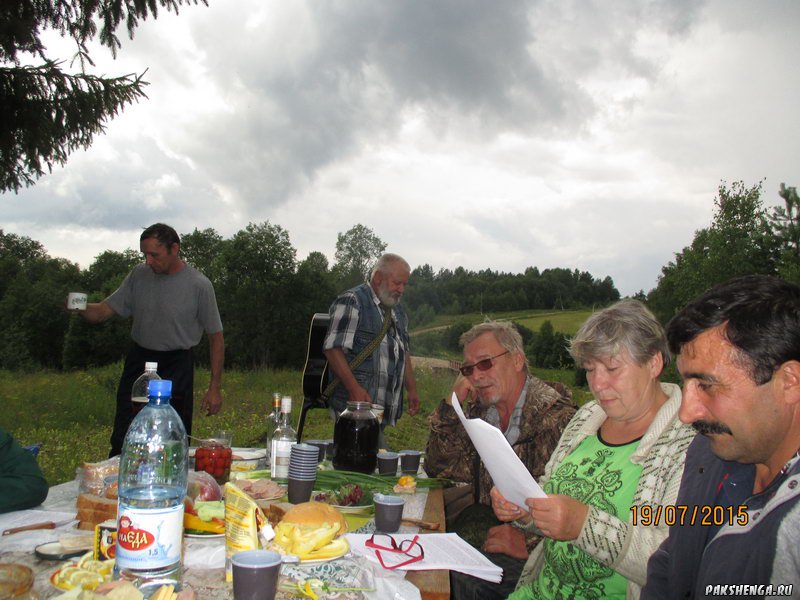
xmin=410 ymin=308 xmax=593 ymax=337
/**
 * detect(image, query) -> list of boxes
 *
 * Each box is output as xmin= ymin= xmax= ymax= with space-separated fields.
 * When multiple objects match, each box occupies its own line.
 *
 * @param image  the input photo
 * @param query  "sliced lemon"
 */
xmin=54 ymin=565 xmax=81 ymax=587
xmin=76 ymin=551 xmax=94 ymax=567
xmin=80 ymin=559 xmax=106 ymax=573
xmin=68 ymin=570 xmax=104 ymax=589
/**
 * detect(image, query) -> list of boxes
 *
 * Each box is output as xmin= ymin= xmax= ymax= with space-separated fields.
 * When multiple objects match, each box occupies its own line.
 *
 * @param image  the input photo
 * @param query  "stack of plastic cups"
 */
xmin=287 ymin=443 xmax=319 ymax=504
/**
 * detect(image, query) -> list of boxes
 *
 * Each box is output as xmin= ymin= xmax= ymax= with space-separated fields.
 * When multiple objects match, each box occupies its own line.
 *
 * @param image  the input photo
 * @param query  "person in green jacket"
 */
xmin=0 ymin=426 xmax=48 ymax=513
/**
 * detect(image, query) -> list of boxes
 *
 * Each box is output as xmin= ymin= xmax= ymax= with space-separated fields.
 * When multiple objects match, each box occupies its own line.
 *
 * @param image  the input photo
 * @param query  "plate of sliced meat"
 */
xmin=233 ymin=478 xmax=287 ymax=500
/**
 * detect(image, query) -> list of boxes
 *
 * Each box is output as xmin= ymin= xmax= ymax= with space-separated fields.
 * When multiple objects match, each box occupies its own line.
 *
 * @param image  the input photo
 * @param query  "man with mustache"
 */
xmin=643 ymin=275 xmax=800 ymax=597
xmin=323 ymin=253 xmax=420 ymax=440
xmin=425 ymin=320 xmax=576 ymax=600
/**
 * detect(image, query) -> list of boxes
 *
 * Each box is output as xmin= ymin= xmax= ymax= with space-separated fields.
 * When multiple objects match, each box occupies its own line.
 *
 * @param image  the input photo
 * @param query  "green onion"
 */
xmin=232 ymin=468 xmax=446 ymax=491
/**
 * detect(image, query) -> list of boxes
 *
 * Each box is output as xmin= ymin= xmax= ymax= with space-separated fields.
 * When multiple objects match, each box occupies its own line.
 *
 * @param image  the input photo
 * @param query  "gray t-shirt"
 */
xmin=106 ymin=264 xmax=223 ymax=351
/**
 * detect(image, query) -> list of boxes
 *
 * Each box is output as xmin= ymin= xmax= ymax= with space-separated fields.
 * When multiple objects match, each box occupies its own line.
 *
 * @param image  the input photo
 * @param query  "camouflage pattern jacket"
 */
xmin=424 ymin=376 xmax=576 ymax=549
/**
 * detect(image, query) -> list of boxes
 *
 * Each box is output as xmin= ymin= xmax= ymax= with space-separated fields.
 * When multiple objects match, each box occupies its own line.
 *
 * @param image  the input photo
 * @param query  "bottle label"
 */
xmin=271 ymin=440 xmax=292 ymax=479
xmin=116 ymin=504 xmax=183 ymax=570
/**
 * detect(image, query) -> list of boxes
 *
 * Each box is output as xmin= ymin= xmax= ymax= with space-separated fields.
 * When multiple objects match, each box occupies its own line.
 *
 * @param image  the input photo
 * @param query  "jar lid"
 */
xmin=0 ymin=564 xmax=34 ymax=596
xmin=346 ymin=401 xmax=373 ymax=410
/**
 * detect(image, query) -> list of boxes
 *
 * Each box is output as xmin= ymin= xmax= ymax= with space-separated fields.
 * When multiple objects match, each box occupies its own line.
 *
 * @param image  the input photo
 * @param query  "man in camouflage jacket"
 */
xmin=425 ymin=321 xmax=576 ymax=599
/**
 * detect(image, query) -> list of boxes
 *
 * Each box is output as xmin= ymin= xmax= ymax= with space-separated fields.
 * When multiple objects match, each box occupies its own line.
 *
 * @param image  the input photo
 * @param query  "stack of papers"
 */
xmin=346 ymin=532 xmax=503 ymax=583
xmin=451 ymin=392 xmax=545 ymax=508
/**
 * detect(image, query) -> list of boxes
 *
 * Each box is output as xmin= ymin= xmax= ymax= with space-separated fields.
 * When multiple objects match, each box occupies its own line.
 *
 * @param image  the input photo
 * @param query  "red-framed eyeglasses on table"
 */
xmin=365 ymin=533 xmax=425 ymax=569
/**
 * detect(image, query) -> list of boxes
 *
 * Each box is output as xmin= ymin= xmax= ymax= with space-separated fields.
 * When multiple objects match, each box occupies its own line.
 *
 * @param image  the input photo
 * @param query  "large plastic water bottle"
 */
xmin=131 ymin=362 xmax=160 ymax=416
xmin=117 ymin=379 xmax=188 ymax=595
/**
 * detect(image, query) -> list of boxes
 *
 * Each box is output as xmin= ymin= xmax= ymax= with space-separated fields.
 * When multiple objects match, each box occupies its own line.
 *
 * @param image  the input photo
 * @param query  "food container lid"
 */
xmin=0 ymin=563 xmax=34 ymax=596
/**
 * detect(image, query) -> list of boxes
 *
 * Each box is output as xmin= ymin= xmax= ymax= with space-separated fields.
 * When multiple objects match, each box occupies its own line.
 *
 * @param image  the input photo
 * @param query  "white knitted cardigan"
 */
xmin=514 ymin=383 xmax=696 ymax=599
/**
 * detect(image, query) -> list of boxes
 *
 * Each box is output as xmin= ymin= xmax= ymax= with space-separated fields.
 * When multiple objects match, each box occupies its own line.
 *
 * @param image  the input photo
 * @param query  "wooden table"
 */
xmin=406 ymin=487 xmax=450 ymax=600
xmin=0 ymin=480 xmax=450 ymax=599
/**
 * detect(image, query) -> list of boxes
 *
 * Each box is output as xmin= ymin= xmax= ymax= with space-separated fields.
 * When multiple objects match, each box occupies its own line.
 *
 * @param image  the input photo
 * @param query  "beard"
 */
xmin=475 ymin=386 xmax=500 ymax=407
xmin=377 ymin=284 xmax=400 ymax=307
xmin=692 ymin=420 xmax=733 ymax=436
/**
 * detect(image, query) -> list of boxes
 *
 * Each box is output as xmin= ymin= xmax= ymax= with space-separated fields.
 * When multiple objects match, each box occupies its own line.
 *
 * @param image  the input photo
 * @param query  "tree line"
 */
xmin=645 ymin=181 xmax=799 ymax=323
xmin=2 ymin=179 xmax=794 ymax=373
xmin=0 ymin=223 xmax=620 ymax=372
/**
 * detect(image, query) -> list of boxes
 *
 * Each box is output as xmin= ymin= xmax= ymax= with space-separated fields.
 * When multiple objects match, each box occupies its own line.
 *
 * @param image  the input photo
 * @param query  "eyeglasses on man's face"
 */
xmin=365 ymin=533 xmax=424 ymax=569
xmin=459 ymin=350 xmax=510 ymax=377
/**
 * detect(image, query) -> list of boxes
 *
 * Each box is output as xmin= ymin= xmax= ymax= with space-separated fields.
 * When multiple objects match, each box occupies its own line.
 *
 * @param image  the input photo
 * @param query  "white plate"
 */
xmin=331 ymin=504 xmax=373 ymax=515
xmin=189 ymin=447 xmax=265 ymax=458
xmin=297 ymin=539 xmax=350 ymax=564
xmin=232 ymin=450 xmax=266 ymax=461
xmin=185 ymin=531 xmax=225 ymax=539
xmin=50 ymin=562 xmax=112 ymax=592
xmin=35 ymin=542 xmax=87 ymax=561
xmin=253 ymin=490 xmax=287 ymax=504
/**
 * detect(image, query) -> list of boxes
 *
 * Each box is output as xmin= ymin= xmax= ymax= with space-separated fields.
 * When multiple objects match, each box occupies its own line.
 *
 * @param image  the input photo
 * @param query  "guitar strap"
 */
xmin=321 ymin=304 xmax=393 ymax=403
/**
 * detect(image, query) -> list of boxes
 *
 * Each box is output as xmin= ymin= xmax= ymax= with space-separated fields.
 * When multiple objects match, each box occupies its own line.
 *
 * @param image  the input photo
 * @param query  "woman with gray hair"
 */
xmin=491 ymin=299 xmax=696 ymax=599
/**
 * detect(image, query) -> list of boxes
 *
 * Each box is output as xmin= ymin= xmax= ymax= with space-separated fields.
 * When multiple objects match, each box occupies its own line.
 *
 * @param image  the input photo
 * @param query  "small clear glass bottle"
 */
xmin=265 ymin=392 xmax=282 ymax=463
xmin=270 ymin=396 xmax=296 ymax=482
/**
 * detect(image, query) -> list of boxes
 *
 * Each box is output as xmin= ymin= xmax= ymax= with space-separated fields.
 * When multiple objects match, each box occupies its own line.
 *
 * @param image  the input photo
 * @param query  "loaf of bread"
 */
xmin=77 ymin=456 xmax=120 ymax=496
xmin=280 ymin=501 xmax=347 ymax=535
xmin=76 ymin=493 xmax=118 ymax=530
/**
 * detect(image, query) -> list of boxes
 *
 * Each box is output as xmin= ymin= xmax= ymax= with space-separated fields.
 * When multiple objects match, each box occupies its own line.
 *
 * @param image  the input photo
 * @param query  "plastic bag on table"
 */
xmin=187 ymin=470 xmax=223 ymax=502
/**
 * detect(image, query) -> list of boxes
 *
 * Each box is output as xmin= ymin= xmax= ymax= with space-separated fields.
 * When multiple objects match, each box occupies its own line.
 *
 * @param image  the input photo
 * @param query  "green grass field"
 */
xmin=412 ymin=308 xmax=593 ymax=335
xmin=513 ymin=309 xmax=593 ymax=335
xmin=0 ymin=365 xmax=455 ymax=485
xmin=1 ymin=363 xmax=589 ymax=486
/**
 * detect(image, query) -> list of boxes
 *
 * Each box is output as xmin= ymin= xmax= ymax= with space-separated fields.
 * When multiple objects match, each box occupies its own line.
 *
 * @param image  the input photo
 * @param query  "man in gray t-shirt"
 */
xmin=74 ymin=223 xmax=224 ymax=456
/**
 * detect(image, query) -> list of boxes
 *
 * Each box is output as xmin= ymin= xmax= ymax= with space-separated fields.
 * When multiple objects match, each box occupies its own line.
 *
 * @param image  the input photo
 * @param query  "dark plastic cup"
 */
xmin=306 ymin=440 xmax=328 ymax=463
xmin=288 ymin=477 xmax=316 ymax=504
xmin=231 ymin=550 xmax=281 ymax=600
xmin=377 ymin=452 xmax=399 ymax=475
xmin=374 ymin=494 xmax=405 ymax=533
xmin=399 ymin=450 xmax=422 ymax=474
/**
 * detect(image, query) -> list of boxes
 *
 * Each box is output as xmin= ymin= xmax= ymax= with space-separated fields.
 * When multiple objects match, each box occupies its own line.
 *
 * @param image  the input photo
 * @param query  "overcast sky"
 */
xmin=2 ymin=0 xmax=798 ymax=296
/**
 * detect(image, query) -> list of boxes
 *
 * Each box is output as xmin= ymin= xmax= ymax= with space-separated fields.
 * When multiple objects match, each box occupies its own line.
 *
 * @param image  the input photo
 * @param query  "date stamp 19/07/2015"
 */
xmin=629 ymin=504 xmax=749 ymax=527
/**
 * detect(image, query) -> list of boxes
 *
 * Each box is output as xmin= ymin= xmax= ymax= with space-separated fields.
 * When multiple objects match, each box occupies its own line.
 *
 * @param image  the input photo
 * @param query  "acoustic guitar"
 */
xmin=297 ymin=313 xmax=330 ymax=441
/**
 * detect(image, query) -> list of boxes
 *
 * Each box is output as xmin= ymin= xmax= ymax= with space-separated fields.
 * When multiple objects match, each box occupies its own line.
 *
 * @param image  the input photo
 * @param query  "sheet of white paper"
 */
xmin=451 ymin=393 xmax=546 ymax=508
xmin=347 ymin=532 xmax=502 ymax=583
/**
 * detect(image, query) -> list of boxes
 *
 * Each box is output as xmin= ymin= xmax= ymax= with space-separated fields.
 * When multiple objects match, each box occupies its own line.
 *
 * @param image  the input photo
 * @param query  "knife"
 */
xmin=401 ymin=517 xmax=440 ymax=530
xmin=2 ymin=521 xmax=58 ymax=536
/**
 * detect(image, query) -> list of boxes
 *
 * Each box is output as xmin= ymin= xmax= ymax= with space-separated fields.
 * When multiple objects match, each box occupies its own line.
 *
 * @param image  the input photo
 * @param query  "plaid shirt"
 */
xmin=323 ymin=283 xmax=410 ymax=422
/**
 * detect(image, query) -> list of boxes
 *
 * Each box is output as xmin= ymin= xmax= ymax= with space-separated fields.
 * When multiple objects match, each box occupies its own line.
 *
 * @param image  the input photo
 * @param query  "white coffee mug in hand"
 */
xmin=67 ymin=292 xmax=88 ymax=311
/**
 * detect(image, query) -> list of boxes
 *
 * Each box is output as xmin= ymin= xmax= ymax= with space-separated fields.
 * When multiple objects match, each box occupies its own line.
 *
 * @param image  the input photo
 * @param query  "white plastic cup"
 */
xmin=67 ymin=292 xmax=88 ymax=311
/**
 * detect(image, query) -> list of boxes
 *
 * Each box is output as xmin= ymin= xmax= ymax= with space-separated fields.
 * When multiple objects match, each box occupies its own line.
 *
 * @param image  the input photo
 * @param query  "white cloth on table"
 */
xmin=0 ymin=510 xmax=77 ymax=552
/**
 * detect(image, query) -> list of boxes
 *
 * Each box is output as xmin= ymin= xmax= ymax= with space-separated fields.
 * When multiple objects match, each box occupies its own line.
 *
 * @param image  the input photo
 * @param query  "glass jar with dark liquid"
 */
xmin=333 ymin=401 xmax=380 ymax=474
